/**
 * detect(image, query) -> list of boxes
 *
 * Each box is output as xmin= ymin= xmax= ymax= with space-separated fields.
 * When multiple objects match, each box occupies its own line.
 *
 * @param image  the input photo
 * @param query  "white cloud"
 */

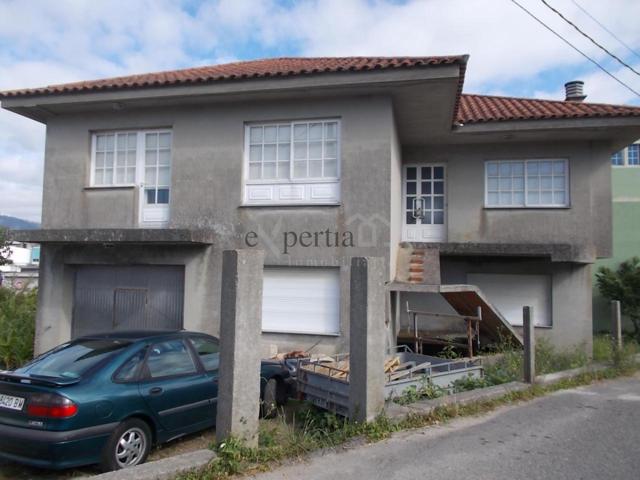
xmin=1 ymin=0 xmax=640 ymax=220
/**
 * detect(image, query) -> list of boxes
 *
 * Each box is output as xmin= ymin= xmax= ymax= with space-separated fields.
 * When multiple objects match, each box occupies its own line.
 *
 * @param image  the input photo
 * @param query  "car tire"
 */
xmin=100 ymin=418 xmax=152 ymax=472
xmin=261 ymin=378 xmax=280 ymax=418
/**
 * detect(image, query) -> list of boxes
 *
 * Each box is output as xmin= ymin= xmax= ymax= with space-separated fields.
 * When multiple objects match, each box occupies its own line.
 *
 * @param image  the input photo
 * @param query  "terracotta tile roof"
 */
xmin=0 ymin=56 xmax=467 ymax=98
xmin=457 ymin=93 xmax=640 ymax=124
xmin=3 ymin=55 xmax=639 ymax=126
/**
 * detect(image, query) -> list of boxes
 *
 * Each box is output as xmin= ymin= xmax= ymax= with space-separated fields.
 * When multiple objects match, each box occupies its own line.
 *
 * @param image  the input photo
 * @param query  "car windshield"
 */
xmin=15 ymin=339 xmax=131 ymax=379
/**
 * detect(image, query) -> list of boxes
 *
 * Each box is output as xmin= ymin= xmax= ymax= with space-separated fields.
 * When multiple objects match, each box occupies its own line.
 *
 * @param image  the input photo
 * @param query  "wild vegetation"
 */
xmin=392 ymin=337 xmax=590 ymax=406
xmin=0 ymin=287 xmax=37 ymax=370
xmin=596 ymin=256 xmax=640 ymax=342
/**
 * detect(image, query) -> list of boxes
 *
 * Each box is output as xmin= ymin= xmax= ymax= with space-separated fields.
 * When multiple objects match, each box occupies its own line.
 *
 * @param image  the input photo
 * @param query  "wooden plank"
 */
xmin=441 ymin=287 xmax=522 ymax=347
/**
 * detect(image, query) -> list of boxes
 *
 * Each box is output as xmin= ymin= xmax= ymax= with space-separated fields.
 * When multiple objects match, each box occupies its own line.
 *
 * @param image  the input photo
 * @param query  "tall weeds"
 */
xmin=0 ymin=287 xmax=37 ymax=369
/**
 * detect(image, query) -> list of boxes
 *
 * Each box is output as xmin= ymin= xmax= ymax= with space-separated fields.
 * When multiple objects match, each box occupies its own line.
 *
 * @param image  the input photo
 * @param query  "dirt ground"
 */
xmin=0 ymin=428 xmax=215 ymax=480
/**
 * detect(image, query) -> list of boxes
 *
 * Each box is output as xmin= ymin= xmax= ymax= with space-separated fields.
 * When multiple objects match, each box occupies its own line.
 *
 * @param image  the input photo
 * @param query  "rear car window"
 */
xmin=189 ymin=337 xmax=220 ymax=371
xmin=15 ymin=339 xmax=130 ymax=380
xmin=146 ymin=340 xmax=198 ymax=378
xmin=114 ymin=348 xmax=146 ymax=382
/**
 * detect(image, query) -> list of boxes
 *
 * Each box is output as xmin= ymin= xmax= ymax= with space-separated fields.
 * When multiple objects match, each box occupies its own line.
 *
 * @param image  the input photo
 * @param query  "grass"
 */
xmin=177 ymin=348 xmax=638 ymax=480
xmin=393 ymin=337 xmax=594 ymax=406
xmin=593 ymin=334 xmax=639 ymax=366
xmin=483 ymin=337 xmax=589 ymax=386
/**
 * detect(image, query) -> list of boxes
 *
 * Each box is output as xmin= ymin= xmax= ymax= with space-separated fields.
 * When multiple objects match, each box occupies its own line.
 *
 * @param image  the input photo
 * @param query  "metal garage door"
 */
xmin=262 ymin=267 xmax=340 ymax=335
xmin=72 ymin=265 xmax=185 ymax=338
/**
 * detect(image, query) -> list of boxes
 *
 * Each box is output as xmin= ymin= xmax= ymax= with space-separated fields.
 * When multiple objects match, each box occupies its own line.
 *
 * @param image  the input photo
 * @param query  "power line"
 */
xmin=571 ymin=0 xmax=640 ymax=63
xmin=508 ymin=0 xmax=640 ymax=99
xmin=539 ymin=0 xmax=640 ymax=78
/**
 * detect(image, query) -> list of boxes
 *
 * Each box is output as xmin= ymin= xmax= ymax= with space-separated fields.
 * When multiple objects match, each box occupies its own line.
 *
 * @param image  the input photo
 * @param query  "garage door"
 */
xmin=467 ymin=273 xmax=551 ymax=327
xmin=73 ymin=265 xmax=185 ymax=338
xmin=262 ymin=268 xmax=340 ymax=335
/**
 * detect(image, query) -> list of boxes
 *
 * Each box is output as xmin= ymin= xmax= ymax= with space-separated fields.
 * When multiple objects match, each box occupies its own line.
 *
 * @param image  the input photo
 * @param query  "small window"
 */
xmin=628 ymin=145 xmax=640 ymax=166
xmin=611 ymin=151 xmax=624 ymax=166
xmin=114 ymin=348 xmax=146 ymax=382
xmin=485 ymin=159 xmax=568 ymax=208
xmin=189 ymin=337 xmax=220 ymax=372
xmin=145 ymin=340 xmax=197 ymax=379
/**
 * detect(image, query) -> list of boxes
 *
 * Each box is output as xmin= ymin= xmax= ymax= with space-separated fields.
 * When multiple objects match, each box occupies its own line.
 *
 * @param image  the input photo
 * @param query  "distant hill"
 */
xmin=0 ymin=215 xmax=40 ymax=230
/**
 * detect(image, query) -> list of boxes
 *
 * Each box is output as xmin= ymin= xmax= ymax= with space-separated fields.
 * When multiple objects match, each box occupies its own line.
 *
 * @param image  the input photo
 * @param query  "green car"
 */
xmin=0 ymin=330 xmax=290 ymax=471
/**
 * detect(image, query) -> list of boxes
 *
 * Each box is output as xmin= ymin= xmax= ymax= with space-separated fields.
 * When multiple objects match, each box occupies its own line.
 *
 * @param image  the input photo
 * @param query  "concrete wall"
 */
xmin=38 ymin=95 xmax=397 ymax=355
xmin=402 ymin=141 xmax=613 ymax=260
xmin=593 ymin=166 xmax=640 ymax=332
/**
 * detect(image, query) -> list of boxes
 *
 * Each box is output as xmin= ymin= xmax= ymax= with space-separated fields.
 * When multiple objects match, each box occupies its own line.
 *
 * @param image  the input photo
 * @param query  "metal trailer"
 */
xmin=296 ymin=346 xmax=484 ymax=417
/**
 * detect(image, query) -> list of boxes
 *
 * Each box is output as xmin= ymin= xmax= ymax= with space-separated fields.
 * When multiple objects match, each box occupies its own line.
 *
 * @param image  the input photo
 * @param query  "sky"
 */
xmin=1 ymin=0 xmax=640 ymax=222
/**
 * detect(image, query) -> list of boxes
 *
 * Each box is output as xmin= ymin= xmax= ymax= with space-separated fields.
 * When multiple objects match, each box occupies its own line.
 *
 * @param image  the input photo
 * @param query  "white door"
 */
xmin=262 ymin=268 xmax=340 ymax=335
xmin=402 ymin=164 xmax=446 ymax=242
xmin=139 ymin=131 xmax=172 ymax=227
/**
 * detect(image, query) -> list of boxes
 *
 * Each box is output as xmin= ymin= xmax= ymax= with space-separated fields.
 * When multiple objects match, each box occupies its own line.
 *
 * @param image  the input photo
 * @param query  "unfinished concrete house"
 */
xmin=3 ymin=57 xmax=640 ymax=356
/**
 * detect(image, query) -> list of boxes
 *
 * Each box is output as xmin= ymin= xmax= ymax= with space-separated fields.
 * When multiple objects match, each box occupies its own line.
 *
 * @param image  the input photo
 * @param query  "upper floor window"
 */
xmin=628 ymin=144 xmax=640 ymax=166
xmin=611 ymin=144 xmax=640 ymax=167
xmin=485 ymin=159 xmax=569 ymax=208
xmin=90 ymin=130 xmax=172 ymax=193
xmin=611 ymin=150 xmax=624 ymax=166
xmin=243 ymin=119 xmax=341 ymax=205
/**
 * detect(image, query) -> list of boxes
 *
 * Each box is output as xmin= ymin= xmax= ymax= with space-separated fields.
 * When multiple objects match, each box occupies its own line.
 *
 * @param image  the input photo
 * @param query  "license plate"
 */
xmin=0 ymin=394 xmax=25 ymax=411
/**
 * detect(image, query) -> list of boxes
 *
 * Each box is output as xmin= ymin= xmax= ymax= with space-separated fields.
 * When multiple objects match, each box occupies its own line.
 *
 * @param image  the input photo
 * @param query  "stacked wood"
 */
xmin=384 ymin=356 xmax=400 ymax=373
xmin=300 ymin=355 xmax=402 ymax=380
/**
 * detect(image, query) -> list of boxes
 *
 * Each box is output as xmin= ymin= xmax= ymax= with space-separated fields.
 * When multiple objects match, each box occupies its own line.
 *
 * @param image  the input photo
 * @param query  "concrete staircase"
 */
xmin=396 ymin=243 xmax=441 ymax=285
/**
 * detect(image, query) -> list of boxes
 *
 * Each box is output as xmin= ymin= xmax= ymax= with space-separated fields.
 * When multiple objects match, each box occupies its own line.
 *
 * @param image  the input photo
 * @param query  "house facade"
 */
xmin=3 ymin=57 xmax=640 ymax=356
xmin=593 ymin=140 xmax=640 ymax=332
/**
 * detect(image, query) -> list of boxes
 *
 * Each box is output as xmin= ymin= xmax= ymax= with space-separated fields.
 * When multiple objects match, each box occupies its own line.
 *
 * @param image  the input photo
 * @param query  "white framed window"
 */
xmin=243 ymin=119 xmax=341 ymax=205
xmin=90 ymin=130 xmax=172 ymax=190
xmin=611 ymin=143 xmax=640 ymax=167
xmin=485 ymin=159 xmax=569 ymax=208
xmin=628 ymin=144 xmax=640 ymax=166
xmin=611 ymin=150 xmax=625 ymax=166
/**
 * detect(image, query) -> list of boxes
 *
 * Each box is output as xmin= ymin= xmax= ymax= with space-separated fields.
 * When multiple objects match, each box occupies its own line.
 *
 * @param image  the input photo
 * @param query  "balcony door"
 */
xmin=402 ymin=164 xmax=446 ymax=242
xmin=138 ymin=131 xmax=171 ymax=227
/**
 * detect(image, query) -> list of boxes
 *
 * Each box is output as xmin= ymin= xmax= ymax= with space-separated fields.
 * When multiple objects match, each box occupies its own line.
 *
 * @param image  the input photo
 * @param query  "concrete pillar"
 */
xmin=523 ymin=306 xmax=535 ymax=384
xmin=349 ymin=257 xmax=386 ymax=422
xmin=215 ymin=249 xmax=264 ymax=447
xmin=611 ymin=300 xmax=623 ymax=351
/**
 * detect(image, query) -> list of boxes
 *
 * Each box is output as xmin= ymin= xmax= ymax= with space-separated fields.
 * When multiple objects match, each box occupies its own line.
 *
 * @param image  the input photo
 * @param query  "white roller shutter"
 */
xmin=467 ymin=273 xmax=552 ymax=327
xmin=262 ymin=268 xmax=340 ymax=335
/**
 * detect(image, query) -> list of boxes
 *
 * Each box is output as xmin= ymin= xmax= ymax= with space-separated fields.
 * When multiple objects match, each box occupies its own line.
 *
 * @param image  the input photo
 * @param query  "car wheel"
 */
xmin=101 ymin=418 xmax=152 ymax=472
xmin=261 ymin=378 xmax=280 ymax=418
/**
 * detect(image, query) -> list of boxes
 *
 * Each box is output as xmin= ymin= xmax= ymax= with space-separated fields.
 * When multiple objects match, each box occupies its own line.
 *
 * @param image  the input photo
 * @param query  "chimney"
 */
xmin=565 ymin=80 xmax=587 ymax=102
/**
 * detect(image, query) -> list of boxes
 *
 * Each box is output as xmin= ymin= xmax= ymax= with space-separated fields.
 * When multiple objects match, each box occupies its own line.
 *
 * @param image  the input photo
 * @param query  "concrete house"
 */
xmin=3 ymin=57 xmax=640 ymax=357
xmin=593 ymin=139 xmax=640 ymax=332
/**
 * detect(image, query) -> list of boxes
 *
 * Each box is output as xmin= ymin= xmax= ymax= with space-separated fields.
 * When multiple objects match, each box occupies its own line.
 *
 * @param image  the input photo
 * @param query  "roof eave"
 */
xmin=0 ymin=64 xmax=463 ymax=123
xmin=455 ymin=116 xmax=640 ymax=133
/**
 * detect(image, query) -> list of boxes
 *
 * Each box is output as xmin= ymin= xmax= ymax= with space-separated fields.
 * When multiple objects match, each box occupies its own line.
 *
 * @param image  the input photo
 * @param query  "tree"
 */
xmin=596 ymin=257 xmax=640 ymax=342
xmin=0 ymin=228 xmax=11 ymax=266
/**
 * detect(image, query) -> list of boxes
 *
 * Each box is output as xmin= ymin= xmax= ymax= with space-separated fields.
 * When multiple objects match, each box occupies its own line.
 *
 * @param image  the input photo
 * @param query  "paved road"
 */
xmin=251 ymin=374 xmax=640 ymax=480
